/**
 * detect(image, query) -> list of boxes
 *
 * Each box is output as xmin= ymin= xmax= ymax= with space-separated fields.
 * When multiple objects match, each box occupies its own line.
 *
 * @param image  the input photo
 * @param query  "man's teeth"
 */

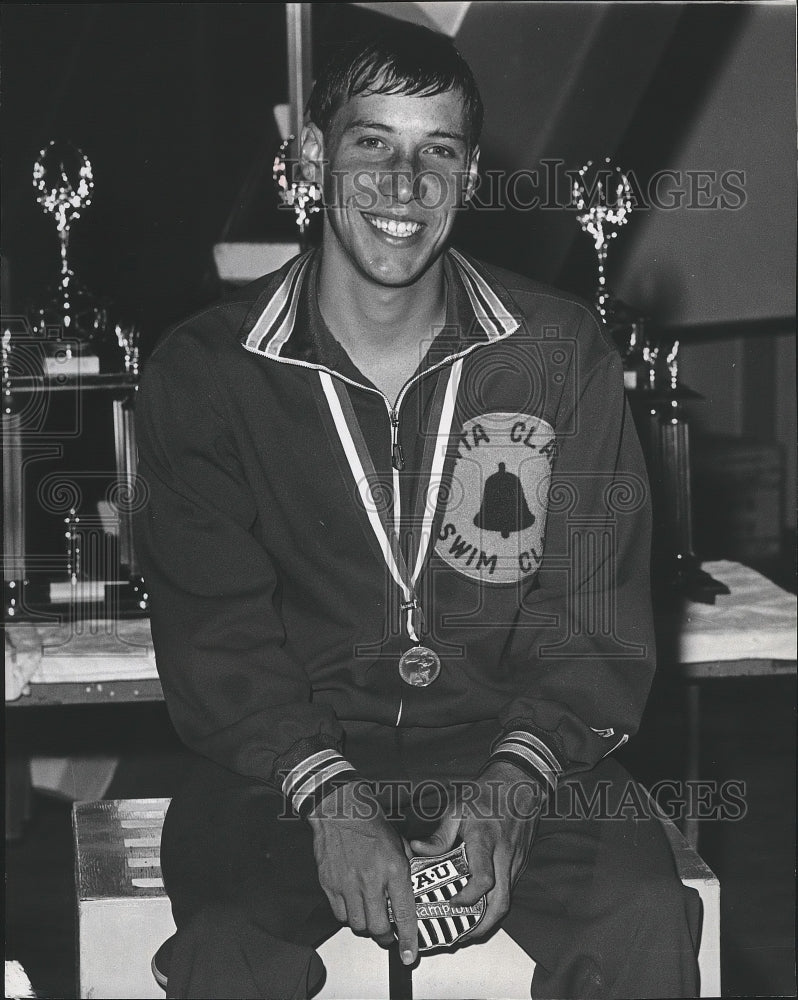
xmin=366 ymin=215 xmax=422 ymax=238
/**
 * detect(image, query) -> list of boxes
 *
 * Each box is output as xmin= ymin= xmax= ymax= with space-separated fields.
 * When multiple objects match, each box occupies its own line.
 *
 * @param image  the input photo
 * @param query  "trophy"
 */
xmin=571 ymin=159 xmax=727 ymax=603
xmin=273 ymin=136 xmax=321 ymax=242
xmin=2 ymin=143 xmax=148 ymax=620
xmin=654 ymin=339 xmax=729 ymax=603
xmin=571 ymin=157 xmax=633 ymax=324
xmin=32 ymin=140 xmax=108 ymax=355
xmin=114 ymin=322 xmax=141 ymax=377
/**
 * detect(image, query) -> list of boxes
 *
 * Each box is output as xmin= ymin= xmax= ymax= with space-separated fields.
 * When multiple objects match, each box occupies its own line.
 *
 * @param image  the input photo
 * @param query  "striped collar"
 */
xmin=239 ymin=247 xmax=521 ymax=366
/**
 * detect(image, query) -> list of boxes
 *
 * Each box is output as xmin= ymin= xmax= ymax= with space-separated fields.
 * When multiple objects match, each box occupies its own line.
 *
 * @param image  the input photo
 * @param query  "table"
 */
xmin=5 ymin=617 xmax=162 ymax=837
xmin=670 ymin=560 xmax=796 ymax=845
xmin=6 ymin=616 xmax=160 ymax=705
xmin=6 ymin=561 xmax=795 ymax=844
xmin=7 ymin=559 xmax=794 ymax=702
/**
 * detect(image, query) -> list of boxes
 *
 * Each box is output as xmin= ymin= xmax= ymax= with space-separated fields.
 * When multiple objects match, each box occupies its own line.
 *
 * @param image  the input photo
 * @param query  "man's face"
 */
xmin=307 ymin=88 xmax=478 ymax=288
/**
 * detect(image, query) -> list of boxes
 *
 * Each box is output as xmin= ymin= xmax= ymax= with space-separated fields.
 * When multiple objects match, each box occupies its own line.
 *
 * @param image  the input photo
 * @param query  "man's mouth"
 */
xmin=363 ymin=213 xmax=423 ymax=239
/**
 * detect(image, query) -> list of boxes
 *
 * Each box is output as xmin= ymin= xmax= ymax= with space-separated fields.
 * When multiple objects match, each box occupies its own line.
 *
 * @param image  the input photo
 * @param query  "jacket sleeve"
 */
xmin=133 ymin=330 xmax=358 ymax=817
xmin=483 ymin=324 xmax=655 ymax=794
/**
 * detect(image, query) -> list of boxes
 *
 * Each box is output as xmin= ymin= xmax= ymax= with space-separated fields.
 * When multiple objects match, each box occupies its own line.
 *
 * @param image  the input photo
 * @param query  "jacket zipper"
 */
xmin=255 ymin=337 xmax=505 ymax=479
xmin=390 ymin=409 xmax=404 ymax=471
xmin=248 ymin=328 xmax=516 ymax=729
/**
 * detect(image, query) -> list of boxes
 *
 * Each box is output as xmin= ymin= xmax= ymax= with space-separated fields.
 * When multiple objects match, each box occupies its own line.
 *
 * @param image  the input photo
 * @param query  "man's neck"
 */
xmin=316 ymin=240 xmax=447 ymax=363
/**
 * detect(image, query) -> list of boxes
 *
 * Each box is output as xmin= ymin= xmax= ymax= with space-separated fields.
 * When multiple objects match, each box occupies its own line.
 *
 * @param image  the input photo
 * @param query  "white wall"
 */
xmin=616 ymin=4 xmax=796 ymax=325
xmin=616 ymin=5 xmax=796 ymax=528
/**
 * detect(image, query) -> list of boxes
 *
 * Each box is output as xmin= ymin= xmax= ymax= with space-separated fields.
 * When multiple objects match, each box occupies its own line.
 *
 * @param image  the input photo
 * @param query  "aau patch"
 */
xmin=436 ymin=411 xmax=556 ymax=584
xmin=388 ymin=842 xmax=486 ymax=951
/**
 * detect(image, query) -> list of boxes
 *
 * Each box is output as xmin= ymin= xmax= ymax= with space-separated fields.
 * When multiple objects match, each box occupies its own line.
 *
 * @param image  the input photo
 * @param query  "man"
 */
xmin=135 ymin=22 xmax=700 ymax=1000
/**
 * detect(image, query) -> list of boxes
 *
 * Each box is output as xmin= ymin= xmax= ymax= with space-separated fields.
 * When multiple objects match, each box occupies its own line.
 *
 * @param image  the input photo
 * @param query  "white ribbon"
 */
xmin=319 ymin=360 xmax=463 ymax=642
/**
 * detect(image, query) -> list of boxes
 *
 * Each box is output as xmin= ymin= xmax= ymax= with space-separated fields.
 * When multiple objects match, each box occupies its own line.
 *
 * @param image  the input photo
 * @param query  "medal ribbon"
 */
xmin=319 ymin=361 xmax=463 ymax=642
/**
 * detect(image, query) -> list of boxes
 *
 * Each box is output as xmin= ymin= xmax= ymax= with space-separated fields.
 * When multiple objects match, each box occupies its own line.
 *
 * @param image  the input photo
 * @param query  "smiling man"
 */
xmin=306 ymin=79 xmax=479 ymax=403
xmin=135 ymin=23 xmax=700 ymax=1000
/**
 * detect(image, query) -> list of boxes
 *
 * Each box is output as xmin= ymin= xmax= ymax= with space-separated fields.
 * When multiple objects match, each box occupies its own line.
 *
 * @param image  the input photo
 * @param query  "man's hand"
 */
xmin=307 ymin=782 xmax=418 ymax=965
xmin=409 ymin=761 xmax=543 ymax=941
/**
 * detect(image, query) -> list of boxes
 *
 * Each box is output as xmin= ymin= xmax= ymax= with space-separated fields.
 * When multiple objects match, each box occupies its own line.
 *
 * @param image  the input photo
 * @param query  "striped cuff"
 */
xmin=485 ymin=729 xmax=563 ymax=792
xmin=281 ymin=749 xmax=359 ymax=819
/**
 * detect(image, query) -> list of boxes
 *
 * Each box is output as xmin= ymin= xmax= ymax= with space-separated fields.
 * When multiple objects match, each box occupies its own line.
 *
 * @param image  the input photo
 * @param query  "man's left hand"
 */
xmin=409 ymin=760 xmax=543 ymax=940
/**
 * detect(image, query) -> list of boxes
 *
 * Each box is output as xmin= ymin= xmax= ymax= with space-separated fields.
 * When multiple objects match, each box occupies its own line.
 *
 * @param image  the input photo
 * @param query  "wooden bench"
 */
xmin=74 ymin=798 xmax=720 ymax=999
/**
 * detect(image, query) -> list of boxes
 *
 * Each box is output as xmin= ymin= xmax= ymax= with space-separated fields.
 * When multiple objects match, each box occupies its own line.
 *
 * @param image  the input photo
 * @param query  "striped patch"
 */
xmin=389 ymin=843 xmax=485 ymax=951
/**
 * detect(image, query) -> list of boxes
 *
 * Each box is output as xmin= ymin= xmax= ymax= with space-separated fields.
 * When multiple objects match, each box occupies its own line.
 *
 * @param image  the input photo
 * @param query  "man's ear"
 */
xmin=465 ymin=145 xmax=480 ymax=203
xmin=299 ymin=123 xmax=324 ymax=185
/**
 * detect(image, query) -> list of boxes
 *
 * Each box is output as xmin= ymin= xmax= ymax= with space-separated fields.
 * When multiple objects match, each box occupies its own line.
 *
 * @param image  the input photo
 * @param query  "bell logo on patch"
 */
xmin=436 ymin=411 xmax=555 ymax=584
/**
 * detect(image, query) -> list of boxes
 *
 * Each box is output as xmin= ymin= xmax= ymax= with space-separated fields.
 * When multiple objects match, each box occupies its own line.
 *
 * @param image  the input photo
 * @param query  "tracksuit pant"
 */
xmin=158 ymin=720 xmax=701 ymax=999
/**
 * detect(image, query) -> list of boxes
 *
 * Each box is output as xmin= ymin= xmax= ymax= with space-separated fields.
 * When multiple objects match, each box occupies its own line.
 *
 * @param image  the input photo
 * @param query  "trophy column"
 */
xmin=654 ymin=348 xmax=729 ymax=602
xmin=2 ymin=331 xmax=25 ymax=618
xmin=2 ymin=141 xmax=149 ymax=623
xmin=571 ymin=163 xmax=729 ymax=603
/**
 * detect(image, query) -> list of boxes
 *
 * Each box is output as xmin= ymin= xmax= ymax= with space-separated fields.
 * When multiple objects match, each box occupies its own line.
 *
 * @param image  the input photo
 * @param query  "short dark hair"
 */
xmin=307 ymin=22 xmax=484 ymax=149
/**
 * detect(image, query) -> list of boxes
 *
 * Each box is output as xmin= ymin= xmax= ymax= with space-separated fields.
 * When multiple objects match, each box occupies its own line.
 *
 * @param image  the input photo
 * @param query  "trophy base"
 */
xmin=4 ymin=577 xmax=149 ymax=622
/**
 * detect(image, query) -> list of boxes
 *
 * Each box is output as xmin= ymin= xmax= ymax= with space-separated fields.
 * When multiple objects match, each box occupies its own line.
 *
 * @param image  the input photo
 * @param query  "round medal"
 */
xmin=398 ymin=645 xmax=441 ymax=687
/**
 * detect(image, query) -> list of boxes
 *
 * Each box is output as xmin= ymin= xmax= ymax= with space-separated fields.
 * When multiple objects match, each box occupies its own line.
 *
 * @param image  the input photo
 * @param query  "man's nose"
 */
xmin=379 ymin=161 xmax=415 ymax=204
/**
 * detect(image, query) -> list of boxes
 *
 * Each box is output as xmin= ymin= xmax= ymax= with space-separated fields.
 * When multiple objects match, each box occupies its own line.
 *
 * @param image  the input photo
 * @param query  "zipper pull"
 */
xmin=390 ymin=410 xmax=405 ymax=470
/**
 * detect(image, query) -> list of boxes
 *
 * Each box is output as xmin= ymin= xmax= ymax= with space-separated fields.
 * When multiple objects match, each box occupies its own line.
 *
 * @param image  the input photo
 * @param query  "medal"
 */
xmin=320 ymin=360 xmax=463 ymax=690
xmin=398 ymin=645 xmax=441 ymax=687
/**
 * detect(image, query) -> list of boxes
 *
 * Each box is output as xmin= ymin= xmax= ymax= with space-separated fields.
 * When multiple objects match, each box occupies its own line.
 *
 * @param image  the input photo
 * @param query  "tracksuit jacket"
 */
xmin=134 ymin=248 xmax=655 ymax=817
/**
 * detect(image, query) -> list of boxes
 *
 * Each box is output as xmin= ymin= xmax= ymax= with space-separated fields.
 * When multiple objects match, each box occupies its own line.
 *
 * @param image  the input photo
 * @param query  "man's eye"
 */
xmin=425 ymin=145 xmax=455 ymax=158
xmin=359 ymin=137 xmax=387 ymax=150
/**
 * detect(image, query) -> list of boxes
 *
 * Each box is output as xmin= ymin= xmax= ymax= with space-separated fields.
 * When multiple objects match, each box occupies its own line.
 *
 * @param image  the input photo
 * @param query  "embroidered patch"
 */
xmin=436 ymin=411 xmax=555 ymax=584
xmin=387 ymin=843 xmax=486 ymax=951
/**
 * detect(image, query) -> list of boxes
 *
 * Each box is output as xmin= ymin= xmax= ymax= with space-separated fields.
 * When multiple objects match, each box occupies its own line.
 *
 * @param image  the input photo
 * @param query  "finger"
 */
xmin=387 ymin=875 xmax=419 ymax=965
xmin=362 ymin=891 xmax=394 ymax=947
xmin=327 ymin=892 xmax=347 ymax=925
xmin=344 ymin=893 xmax=368 ymax=936
xmin=510 ymin=846 xmax=532 ymax=888
xmin=450 ymin=845 xmax=495 ymax=906
xmin=409 ymin=811 xmax=461 ymax=857
xmin=463 ymin=879 xmax=511 ymax=940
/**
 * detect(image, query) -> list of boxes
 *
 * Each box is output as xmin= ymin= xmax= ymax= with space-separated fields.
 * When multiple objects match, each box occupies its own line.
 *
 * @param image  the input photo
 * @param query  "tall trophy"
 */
xmin=3 ymin=141 xmax=148 ymax=621
xmin=572 ymin=159 xmax=727 ymax=604
xmin=32 ymin=140 xmax=107 ymax=361
xmin=571 ymin=157 xmax=633 ymax=325
xmin=654 ymin=341 xmax=729 ymax=603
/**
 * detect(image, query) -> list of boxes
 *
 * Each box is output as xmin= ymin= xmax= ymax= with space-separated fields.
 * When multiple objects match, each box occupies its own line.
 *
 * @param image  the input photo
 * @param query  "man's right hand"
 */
xmin=307 ymin=782 xmax=418 ymax=965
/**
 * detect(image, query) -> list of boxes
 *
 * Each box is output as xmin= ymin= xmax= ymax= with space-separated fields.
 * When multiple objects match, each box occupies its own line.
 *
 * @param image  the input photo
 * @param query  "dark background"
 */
xmin=0 ymin=2 xmax=755 ymax=349
xmin=3 ymin=4 xmax=796 ymax=998
xmin=3 ymin=1 xmax=794 ymax=575
xmin=2 ymin=3 xmax=293 ymax=343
